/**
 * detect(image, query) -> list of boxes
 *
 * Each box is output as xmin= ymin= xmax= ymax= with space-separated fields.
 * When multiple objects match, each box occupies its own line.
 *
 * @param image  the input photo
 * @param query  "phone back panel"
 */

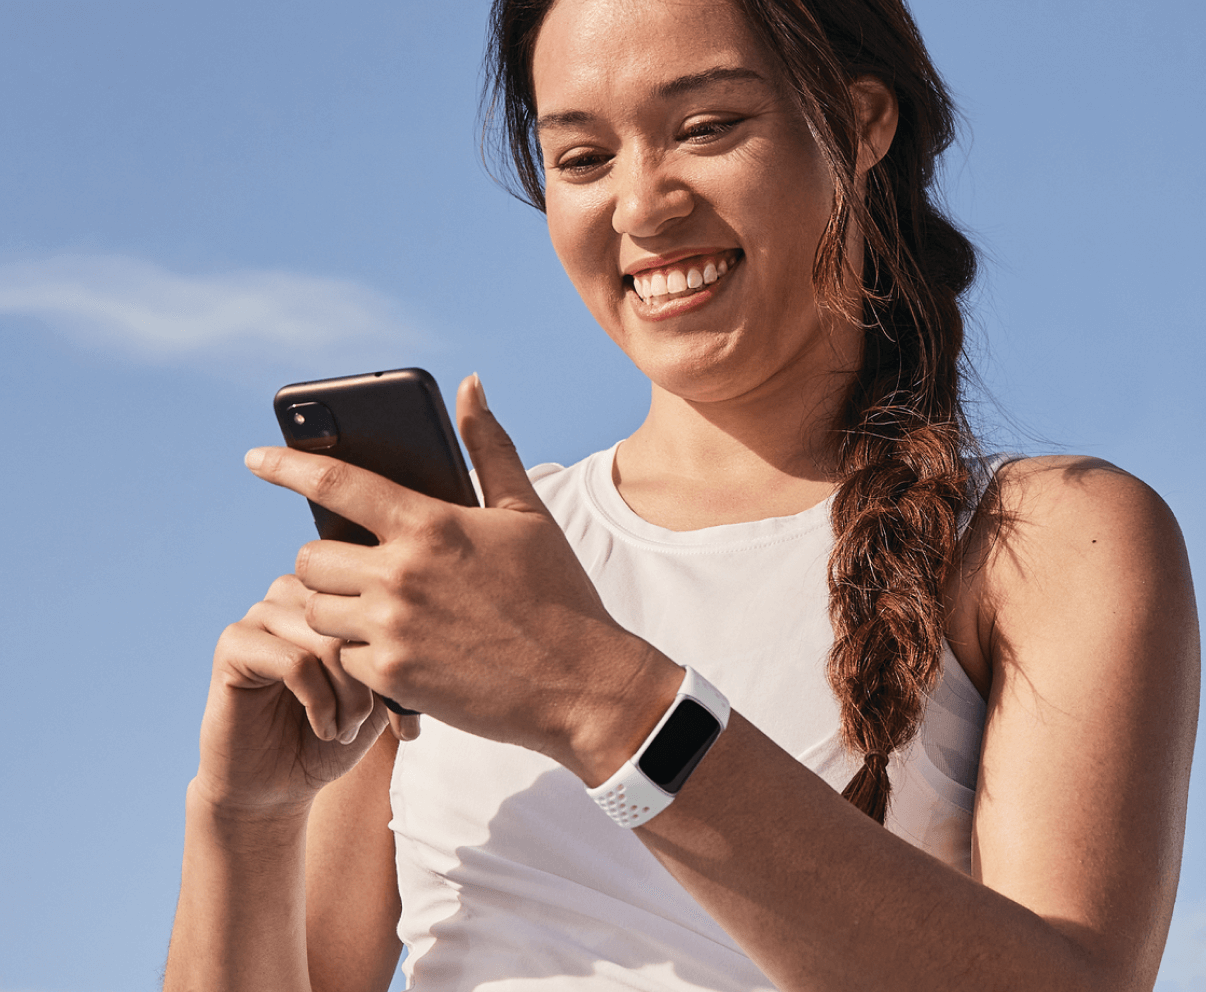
xmin=273 ymin=368 xmax=478 ymax=546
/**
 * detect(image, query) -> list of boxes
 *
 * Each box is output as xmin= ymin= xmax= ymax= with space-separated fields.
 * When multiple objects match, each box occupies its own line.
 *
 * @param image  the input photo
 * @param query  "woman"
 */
xmin=164 ymin=0 xmax=1199 ymax=989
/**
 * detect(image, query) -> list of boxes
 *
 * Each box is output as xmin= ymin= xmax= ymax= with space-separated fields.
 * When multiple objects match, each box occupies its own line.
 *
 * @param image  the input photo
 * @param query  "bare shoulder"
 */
xmin=992 ymin=453 xmax=1183 ymax=536
xmin=950 ymin=455 xmax=1196 ymax=691
xmin=969 ymin=454 xmax=1195 ymax=620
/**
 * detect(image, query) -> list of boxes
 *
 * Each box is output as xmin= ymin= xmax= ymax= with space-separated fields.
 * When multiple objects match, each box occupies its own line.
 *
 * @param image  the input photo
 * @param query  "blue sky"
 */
xmin=1 ymin=1 xmax=1203 ymax=989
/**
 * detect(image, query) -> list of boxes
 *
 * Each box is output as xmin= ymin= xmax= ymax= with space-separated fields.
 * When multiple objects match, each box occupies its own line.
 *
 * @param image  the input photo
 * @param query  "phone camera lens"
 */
xmin=283 ymin=402 xmax=338 ymax=450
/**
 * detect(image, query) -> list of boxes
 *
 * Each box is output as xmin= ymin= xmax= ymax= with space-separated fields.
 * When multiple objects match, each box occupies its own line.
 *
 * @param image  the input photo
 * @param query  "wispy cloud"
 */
xmin=0 ymin=253 xmax=423 ymax=361
xmin=1157 ymin=897 xmax=1206 ymax=990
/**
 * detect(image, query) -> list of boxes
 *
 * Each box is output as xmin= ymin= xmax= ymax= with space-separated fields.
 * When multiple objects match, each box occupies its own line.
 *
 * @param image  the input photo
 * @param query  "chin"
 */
xmin=646 ymin=362 xmax=768 ymax=406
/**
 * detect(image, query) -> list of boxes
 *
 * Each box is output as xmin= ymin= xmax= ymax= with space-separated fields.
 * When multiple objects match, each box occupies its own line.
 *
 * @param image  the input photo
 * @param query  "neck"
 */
xmin=614 ymin=359 xmax=858 ymax=531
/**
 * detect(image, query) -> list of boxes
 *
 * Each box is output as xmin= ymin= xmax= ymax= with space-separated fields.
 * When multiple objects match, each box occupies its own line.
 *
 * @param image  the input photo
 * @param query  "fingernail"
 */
xmin=244 ymin=447 xmax=266 ymax=470
xmin=338 ymin=724 xmax=360 ymax=745
xmin=472 ymin=372 xmax=489 ymax=413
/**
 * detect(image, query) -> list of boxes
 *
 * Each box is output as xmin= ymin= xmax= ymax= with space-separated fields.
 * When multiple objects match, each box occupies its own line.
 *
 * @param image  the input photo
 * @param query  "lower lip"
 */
xmin=627 ymin=259 xmax=740 ymax=322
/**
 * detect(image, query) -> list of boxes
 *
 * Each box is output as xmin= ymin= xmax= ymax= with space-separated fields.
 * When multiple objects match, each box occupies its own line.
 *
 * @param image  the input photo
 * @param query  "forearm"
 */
xmin=635 ymin=714 xmax=1104 ymax=992
xmin=164 ymin=780 xmax=314 ymax=992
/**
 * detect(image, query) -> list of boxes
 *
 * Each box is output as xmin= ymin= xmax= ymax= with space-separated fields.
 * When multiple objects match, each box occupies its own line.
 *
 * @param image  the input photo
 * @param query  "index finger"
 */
xmin=245 ymin=446 xmax=441 ymax=542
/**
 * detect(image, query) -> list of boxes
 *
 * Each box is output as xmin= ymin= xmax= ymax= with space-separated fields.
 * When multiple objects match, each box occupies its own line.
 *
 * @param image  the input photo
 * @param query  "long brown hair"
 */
xmin=483 ymin=0 xmax=979 ymax=825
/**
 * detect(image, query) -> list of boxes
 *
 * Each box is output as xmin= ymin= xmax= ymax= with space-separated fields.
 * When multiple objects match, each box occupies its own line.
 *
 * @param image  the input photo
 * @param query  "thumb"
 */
xmin=388 ymin=710 xmax=422 ymax=742
xmin=456 ymin=374 xmax=545 ymax=514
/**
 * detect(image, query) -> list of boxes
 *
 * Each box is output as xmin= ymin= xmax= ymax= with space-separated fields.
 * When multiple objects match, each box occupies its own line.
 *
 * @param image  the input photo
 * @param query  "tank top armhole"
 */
xmin=959 ymin=452 xmax=1026 ymax=539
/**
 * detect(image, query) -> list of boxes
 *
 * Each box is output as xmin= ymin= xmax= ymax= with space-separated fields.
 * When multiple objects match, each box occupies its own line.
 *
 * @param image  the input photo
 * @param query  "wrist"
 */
xmin=558 ymin=631 xmax=685 ymax=788
xmin=186 ymin=777 xmax=313 ymax=838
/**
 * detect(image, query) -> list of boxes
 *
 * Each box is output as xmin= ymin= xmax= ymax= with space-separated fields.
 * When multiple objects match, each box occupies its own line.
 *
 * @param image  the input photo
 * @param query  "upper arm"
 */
xmin=306 ymin=725 xmax=404 ymax=992
xmin=968 ymin=456 xmax=1199 ymax=988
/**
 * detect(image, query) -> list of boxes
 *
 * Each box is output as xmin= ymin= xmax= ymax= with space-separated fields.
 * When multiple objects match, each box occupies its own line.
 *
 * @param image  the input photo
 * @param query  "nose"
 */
xmin=610 ymin=150 xmax=693 ymax=237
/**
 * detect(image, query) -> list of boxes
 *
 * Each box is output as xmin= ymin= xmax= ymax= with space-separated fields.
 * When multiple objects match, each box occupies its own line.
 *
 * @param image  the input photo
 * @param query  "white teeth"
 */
xmin=630 ymin=254 xmax=737 ymax=302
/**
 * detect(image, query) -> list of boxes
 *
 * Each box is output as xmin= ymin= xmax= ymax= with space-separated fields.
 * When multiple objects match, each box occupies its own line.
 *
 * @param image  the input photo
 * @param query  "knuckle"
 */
xmin=259 ymin=446 xmax=287 ymax=474
xmin=345 ymin=688 xmax=376 ymax=724
xmin=381 ymin=554 xmax=415 ymax=592
xmin=302 ymin=591 xmax=323 ymax=628
xmin=372 ymin=595 xmax=410 ymax=635
xmin=294 ymin=542 xmax=319 ymax=579
xmin=282 ymin=644 xmax=316 ymax=681
xmin=242 ymin=598 xmax=267 ymax=623
xmin=214 ymin=621 xmax=244 ymax=658
xmin=491 ymin=429 xmax=519 ymax=458
xmin=266 ymin=573 xmax=302 ymax=602
xmin=311 ymin=460 xmax=348 ymax=502
xmin=376 ymin=645 xmax=410 ymax=685
xmin=321 ymin=633 xmax=345 ymax=661
xmin=412 ymin=507 xmax=468 ymax=555
xmin=469 ymin=420 xmax=517 ymax=457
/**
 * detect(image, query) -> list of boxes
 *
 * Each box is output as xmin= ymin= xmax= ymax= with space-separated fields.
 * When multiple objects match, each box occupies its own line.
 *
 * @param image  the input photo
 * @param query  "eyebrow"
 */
xmin=535 ymin=66 xmax=767 ymax=135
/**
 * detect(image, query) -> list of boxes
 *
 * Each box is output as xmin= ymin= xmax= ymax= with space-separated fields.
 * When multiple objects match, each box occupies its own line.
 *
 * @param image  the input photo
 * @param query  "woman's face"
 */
xmin=532 ymin=0 xmax=861 ymax=406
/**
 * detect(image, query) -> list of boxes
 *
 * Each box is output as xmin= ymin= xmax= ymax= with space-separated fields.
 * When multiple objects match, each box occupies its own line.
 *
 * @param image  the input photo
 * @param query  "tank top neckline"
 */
xmin=579 ymin=441 xmax=838 ymax=553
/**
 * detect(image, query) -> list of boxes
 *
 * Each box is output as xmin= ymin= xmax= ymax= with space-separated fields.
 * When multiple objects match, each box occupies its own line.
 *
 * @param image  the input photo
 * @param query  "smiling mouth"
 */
xmin=626 ymin=249 xmax=743 ymax=304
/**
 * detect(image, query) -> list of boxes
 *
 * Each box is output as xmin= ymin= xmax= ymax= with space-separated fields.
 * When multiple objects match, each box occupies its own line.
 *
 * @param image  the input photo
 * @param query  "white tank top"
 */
xmin=389 ymin=445 xmax=991 ymax=991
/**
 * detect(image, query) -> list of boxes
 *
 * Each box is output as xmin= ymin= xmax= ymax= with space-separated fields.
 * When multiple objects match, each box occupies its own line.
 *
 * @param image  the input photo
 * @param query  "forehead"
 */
xmin=532 ymin=0 xmax=774 ymax=114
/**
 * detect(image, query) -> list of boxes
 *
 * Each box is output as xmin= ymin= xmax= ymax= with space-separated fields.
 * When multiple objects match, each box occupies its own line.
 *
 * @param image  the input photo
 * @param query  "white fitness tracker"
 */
xmin=586 ymin=666 xmax=731 ymax=828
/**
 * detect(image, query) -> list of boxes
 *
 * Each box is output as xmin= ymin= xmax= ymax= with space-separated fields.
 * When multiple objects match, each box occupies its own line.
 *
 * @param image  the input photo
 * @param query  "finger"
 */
xmin=246 ymin=594 xmax=343 ymax=660
xmin=325 ymin=644 xmax=376 ymax=745
xmin=456 ymin=373 xmax=549 ymax=514
xmin=303 ymin=590 xmax=370 ymax=645
xmin=388 ymin=709 xmax=422 ymax=742
xmin=244 ymin=446 xmax=441 ymax=542
xmin=339 ymin=640 xmax=419 ymax=715
xmin=220 ymin=623 xmax=342 ymax=741
xmin=301 ymin=585 xmax=418 ymax=725
xmin=263 ymin=572 xmax=313 ymax=608
xmin=250 ymin=598 xmax=374 ymax=742
xmin=294 ymin=539 xmax=377 ymax=597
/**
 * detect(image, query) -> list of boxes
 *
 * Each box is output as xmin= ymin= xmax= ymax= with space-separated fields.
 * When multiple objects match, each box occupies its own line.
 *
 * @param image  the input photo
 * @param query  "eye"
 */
xmin=551 ymin=149 xmax=611 ymax=178
xmin=678 ymin=117 xmax=742 ymax=144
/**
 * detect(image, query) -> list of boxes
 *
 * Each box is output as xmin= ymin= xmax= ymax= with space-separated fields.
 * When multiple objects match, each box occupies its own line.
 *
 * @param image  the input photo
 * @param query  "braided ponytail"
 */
xmin=733 ymin=0 xmax=980 ymax=823
xmin=485 ymin=0 xmax=980 ymax=823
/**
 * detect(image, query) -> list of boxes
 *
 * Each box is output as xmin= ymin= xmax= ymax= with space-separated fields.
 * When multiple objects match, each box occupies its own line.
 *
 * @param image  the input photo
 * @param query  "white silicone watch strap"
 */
xmin=586 ymin=667 xmax=730 ymax=828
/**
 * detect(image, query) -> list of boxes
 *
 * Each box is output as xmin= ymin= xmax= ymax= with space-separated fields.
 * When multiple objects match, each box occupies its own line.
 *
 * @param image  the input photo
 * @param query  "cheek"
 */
xmin=734 ymin=132 xmax=833 ymax=240
xmin=546 ymin=185 xmax=604 ymax=270
xmin=545 ymin=189 xmax=620 ymax=322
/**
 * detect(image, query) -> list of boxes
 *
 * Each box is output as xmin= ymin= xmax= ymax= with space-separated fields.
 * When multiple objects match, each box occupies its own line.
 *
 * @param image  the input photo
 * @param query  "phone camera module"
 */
xmin=284 ymin=402 xmax=338 ymax=450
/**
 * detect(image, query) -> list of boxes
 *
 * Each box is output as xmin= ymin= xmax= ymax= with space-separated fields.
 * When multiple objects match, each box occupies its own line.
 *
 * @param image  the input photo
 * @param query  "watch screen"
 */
xmin=637 ymin=699 xmax=721 ymax=794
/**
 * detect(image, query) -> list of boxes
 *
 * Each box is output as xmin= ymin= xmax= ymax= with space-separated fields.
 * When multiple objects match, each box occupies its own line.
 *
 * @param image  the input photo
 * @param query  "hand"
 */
xmin=194 ymin=572 xmax=392 ymax=816
xmin=243 ymin=374 xmax=677 ymax=778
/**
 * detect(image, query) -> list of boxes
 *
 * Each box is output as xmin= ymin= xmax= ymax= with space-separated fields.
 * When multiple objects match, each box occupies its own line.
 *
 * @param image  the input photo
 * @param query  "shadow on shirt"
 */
xmin=403 ymin=765 xmax=774 ymax=991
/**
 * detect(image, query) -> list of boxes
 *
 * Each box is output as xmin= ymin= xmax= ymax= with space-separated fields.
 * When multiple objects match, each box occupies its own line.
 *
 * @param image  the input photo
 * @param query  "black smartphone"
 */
xmin=274 ymin=367 xmax=478 ymax=715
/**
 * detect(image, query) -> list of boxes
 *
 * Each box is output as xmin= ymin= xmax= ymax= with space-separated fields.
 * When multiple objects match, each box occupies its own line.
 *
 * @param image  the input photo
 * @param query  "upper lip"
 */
xmin=621 ymin=248 xmax=735 ymax=278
